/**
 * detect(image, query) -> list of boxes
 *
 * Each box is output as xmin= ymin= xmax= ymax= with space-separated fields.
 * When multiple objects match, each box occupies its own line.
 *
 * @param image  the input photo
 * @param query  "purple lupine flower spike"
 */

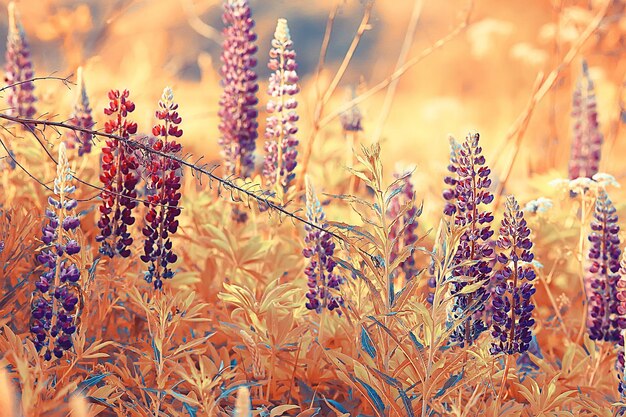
xmin=427 ymin=137 xmax=463 ymax=304
xmin=388 ymin=168 xmax=419 ymax=280
xmin=442 ymin=136 xmax=462 ymax=216
xmin=141 ymin=87 xmax=184 ymax=290
xmin=263 ymin=18 xmax=300 ymax=192
xmin=5 ymin=2 xmax=36 ymax=119
xmin=616 ymin=254 xmax=626 ymax=398
xmin=568 ymin=60 xmax=604 ymax=180
xmin=303 ymin=175 xmax=343 ymax=315
xmin=490 ymin=196 xmax=536 ymax=355
xmin=618 ymin=333 xmax=626 ymax=405
xmin=585 ymin=189 xmax=624 ymax=342
xmin=340 ymin=100 xmax=363 ymax=133
xmin=447 ymin=132 xmax=495 ymax=347
xmin=66 ymin=67 xmax=95 ymax=156
xmin=218 ymin=0 xmax=259 ymax=178
xmin=31 ymin=143 xmax=82 ymax=360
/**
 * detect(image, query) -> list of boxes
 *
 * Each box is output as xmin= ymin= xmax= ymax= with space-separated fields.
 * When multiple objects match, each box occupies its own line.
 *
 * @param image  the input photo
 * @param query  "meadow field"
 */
xmin=0 ymin=0 xmax=626 ymax=416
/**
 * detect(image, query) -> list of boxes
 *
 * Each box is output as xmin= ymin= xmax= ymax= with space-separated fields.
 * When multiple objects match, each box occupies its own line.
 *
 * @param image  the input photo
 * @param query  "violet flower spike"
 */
xmin=585 ymin=189 xmax=624 ymax=342
xmin=617 ymin=328 xmax=626 ymax=400
xmin=66 ymin=67 xmax=95 ymax=156
xmin=303 ymin=175 xmax=344 ymax=315
xmin=96 ymin=89 xmax=139 ymax=258
xmin=388 ymin=169 xmax=419 ymax=280
xmin=616 ymin=252 xmax=626 ymax=399
xmin=263 ymin=18 xmax=300 ymax=192
xmin=427 ymin=136 xmax=463 ymax=304
xmin=442 ymin=136 xmax=462 ymax=217
xmin=31 ymin=143 xmax=81 ymax=360
xmin=447 ymin=132 xmax=495 ymax=347
xmin=218 ymin=0 xmax=259 ymax=178
xmin=568 ymin=60 xmax=603 ymax=180
xmin=4 ymin=2 xmax=36 ymax=119
xmin=340 ymin=101 xmax=363 ymax=133
xmin=141 ymin=87 xmax=183 ymax=290
xmin=490 ymin=196 xmax=536 ymax=355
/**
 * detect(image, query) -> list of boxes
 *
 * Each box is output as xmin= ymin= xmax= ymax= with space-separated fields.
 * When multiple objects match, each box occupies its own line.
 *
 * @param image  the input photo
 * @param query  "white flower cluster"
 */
xmin=549 ymin=173 xmax=620 ymax=194
xmin=524 ymin=197 xmax=553 ymax=214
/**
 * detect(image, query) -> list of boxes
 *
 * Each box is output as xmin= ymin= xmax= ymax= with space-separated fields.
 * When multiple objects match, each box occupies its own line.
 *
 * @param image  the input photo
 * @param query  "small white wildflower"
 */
xmin=524 ymin=197 xmax=553 ymax=214
xmin=568 ymin=177 xmax=596 ymax=193
xmin=592 ymin=172 xmax=620 ymax=188
xmin=549 ymin=178 xmax=569 ymax=189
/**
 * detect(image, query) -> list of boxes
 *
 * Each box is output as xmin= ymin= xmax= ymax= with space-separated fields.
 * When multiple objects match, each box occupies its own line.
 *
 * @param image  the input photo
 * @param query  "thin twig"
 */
xmin=0 ymin=74 xmax=74 ymax=94
xmin=180 ymin=0 xmax=221 ymax=43
xmin=0 ymin=113 xmax=364 ymax=254
xmin=298 ymin=1 xmax=375 ymax=191
xmin=371 ymin=0 xmax=424 ymax=143
xmin=318 ymin=1 xmax=474 ymax=129
xmin=491 ymin=0 xmax=612 ymax=202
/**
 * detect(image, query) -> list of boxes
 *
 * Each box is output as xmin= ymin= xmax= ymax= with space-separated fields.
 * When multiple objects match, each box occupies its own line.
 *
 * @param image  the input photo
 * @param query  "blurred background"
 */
xmin=1 ymin=0 xmax=625 ymax=215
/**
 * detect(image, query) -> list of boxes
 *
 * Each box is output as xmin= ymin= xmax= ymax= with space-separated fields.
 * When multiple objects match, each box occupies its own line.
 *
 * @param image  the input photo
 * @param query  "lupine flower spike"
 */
xmin=426 ymin=136 xmax=463 ymax=304
xmin=568 ymin=60 xmax=603 ymax=180
xmin=218 ymin=0 xmax=259 ymax=178
xmin=96 ymin=90 xmax=139 ymax=258
xmin=141 ymin=87 xmax=183 ymax=290
xmin=585 ymin=189 xmax=624 ymax=342
xmin=340 ymin=98 xmax=363 ymax=133
xmin=66 ymin=67 xmax=95 ymax=156
xmin=5 ymin=1 xmax=36 ymax=119
xmin=31 ymin=143 xmax=82 ymax=360
xmin=303 ymin=175 xmax=343 ymax=314
xmin=388 ymin=168 xmax=419 ymax=280
xmin=447 ymin=132 xmax=495 ymax=347
xmin=616 ymin=253 xmax=626 ymax=399
xmin=442 ymin=136 xmax=462 ymax=216
xmin=490 ymin=196 xmax=536 ymax=355
xmin=262 ymin=18 xmax=300 ymax=193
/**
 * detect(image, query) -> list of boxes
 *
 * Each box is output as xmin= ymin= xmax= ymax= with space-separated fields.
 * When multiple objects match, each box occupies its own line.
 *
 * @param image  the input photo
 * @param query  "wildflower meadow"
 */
xmin=1 ymin=0 xmax=626 ymax=416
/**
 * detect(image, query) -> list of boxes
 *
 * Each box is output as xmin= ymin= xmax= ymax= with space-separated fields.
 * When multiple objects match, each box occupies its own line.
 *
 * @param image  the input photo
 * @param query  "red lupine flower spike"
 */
xmin=96 ymin=89 xmax=140 ymax=258
xmin=140 ymin=87 xmax=184 ymax=290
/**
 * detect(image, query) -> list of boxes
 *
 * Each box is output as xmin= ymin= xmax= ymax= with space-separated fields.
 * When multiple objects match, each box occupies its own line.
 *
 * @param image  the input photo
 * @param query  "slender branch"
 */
xmin=319 ymin=1 xmax=473 ymax=130
xmin=180 ymin=0 xmax=221 ymax=43
xmin=491 ymin=0 xmax=612 ymax=203
xmin=371 ymin=0 xmax=424 ymax=143
xmin=0 ymin=113 xmax=360 ymax=252
xmin=298 ymin=1 xmax=375 ymax=190
xmin=0 ymin=74 xmax=74 ymax=94
xmin=0 ymin=128 xmax=53 ymax=191
xmin=2 ymin=119 xmax=181 ymax=209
